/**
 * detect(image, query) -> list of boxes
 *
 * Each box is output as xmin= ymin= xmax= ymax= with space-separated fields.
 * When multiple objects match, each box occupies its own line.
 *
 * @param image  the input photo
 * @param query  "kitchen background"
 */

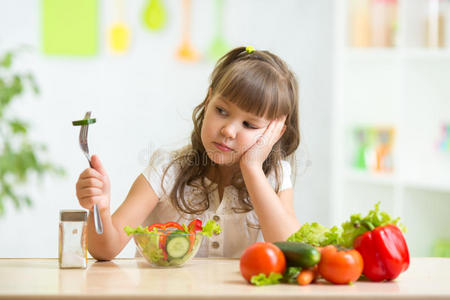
xmin=0 ymin=0 xmax=449 ymax=258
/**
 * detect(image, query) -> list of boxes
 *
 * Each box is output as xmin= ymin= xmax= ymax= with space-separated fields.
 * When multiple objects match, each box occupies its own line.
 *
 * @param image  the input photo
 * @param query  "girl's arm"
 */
xmin=76 ymin=155 xmax=159 ymax=261
xmin=240 ymin=164 xmax=300 ymax=242
xmin=239 ymin=116 xmax=300 ymax=242
xmin=89 ymin=174 xmax=159 ymax=260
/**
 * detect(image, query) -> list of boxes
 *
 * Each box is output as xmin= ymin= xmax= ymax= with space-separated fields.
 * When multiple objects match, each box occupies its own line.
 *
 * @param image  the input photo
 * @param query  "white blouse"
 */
xmin=140 ymin=149 xmax=293 ymax=258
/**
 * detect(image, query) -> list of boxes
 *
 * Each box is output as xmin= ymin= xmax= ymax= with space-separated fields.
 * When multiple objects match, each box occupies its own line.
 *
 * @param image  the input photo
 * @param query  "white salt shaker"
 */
xmin=59 ymin=210 xmax=88 ymax=269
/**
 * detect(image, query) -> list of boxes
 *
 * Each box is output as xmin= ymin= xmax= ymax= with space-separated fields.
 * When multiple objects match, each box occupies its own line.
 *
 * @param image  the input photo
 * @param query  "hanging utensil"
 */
xmin=108 ymin=0 xmax=130 ymax=53
xmin=176 ymin=0 xmax=199 ymax=62
xmin=208 ymin=0 xmax=230 ymax=61
xmin=143 ymin=0 xmax=167 ymax=31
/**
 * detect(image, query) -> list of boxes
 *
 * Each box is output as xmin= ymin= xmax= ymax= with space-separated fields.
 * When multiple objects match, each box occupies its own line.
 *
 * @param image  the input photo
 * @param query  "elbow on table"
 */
xmin=263 ymin=231 xmax=296 ymax=243
xmin=88 ymin=247 xmax=117 ymax=262
xmin=263 ymin=223 xmax=300 ymax=243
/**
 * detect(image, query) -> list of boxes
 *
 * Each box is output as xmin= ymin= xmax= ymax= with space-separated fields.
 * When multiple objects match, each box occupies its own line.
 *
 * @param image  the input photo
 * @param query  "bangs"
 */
xmin=214 ymin=61 xmax=292 ymax=120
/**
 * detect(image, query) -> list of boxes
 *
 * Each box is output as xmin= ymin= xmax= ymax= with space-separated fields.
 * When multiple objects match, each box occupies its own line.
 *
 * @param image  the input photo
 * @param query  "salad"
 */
xmin=124 ymin=219 xmax=221 ymax=267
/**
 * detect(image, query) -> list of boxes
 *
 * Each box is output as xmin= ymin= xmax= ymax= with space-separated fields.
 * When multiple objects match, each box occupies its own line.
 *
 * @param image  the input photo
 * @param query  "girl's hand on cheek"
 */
xmin=240 ymin=116 xmax=287 ymax=170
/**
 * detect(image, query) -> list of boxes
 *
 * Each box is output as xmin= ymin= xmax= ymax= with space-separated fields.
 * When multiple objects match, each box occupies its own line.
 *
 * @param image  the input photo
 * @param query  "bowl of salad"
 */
xmin=124 ymin=219 xmax=221 ymax=267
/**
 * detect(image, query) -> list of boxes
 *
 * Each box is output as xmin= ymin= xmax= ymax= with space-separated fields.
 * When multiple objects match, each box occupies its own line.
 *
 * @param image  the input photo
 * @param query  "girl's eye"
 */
xmin=243 ymin=121 xmax=257 ymax=129
xmin=216 ymin=107 xmax=227 ymax=115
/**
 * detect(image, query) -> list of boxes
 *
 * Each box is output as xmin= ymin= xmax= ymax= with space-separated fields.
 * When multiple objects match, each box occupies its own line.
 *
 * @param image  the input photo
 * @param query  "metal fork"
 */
xmin=79 ymin=111 xmax=103 ymax=234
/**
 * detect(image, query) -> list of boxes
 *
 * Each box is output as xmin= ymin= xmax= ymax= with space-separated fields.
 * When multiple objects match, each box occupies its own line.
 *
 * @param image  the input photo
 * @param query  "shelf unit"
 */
xmin=331 ymin=0 xmax=450 ymax=257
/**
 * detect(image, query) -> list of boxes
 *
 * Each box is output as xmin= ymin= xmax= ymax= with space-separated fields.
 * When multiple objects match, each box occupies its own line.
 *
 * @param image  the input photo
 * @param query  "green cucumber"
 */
xmin=166 ymin=231 xmax=190 ymax=259
xmin=168 ymin=253 xmax=193 ymax=266
xmin=72 ymin=118 xmax=96 ymax=126
xmin=273 ymin=241 xmax=321 ymax=268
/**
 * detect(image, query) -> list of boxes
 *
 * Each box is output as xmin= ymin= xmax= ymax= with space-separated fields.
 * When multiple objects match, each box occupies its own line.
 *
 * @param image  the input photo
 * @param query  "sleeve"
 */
xmin=141 ymin=149 xmax=177 ymax=199
xmin=279 ymin=160 xmax=293 ymax=191
xmin=267 ymin=160 xmax=293 ymax=192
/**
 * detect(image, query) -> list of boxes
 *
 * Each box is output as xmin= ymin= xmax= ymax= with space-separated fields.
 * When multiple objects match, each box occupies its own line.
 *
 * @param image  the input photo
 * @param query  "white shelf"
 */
xmin=332 ymin=0 xmax=450 ymax=257
xmin=345 ymin=169 xmax=397 ymax=186
xmin=403 ymin=178 xmax=450 ymax=193
xmin=345 ymin=48 xmax=450 ymax=60
xmin=345 ymin=169 xmax=450 ymax=193
xmin=345 ymin=48 xmax=400 ymax=60
xmin=404 ymin=48 xmax=450 ymax=59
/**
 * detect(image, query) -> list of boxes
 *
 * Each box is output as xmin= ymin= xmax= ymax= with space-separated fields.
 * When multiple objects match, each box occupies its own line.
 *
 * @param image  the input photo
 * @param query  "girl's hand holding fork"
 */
xmin=76 ymin=155 xmax=111 ymax=213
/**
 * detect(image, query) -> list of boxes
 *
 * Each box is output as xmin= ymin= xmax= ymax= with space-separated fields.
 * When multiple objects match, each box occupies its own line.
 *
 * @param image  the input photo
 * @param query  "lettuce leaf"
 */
xmin=287 ymin=202 xmax=406 ymax=248
xmin=250 ymin=272 xmax=283 ymax=286
xmin=201 ymin=220 xmax=222 ymax=237
xmin=282 ymin=267 xmax=302 ymax=284
xmin=142 ymin=238 xmax=164 ymax=263
xmin=287 ymin=222 xmax=342 ymax=246
xmin=124 ymin=225 xmax=150 ymax=235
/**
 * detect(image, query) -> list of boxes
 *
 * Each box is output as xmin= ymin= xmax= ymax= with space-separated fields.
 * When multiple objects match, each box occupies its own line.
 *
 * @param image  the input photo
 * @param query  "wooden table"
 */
xmin=0 ymin=257 xmax=449 ymax=299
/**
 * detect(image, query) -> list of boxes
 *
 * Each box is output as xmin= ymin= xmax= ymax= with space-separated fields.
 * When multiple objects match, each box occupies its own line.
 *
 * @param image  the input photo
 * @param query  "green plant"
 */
xmin=0 ymin=49 xmax=64 ymax=215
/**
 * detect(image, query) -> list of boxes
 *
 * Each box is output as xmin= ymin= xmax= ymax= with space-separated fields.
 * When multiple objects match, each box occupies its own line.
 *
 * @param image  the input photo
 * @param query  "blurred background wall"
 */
xmin=2 ymin=0 xmax=450 ymax=259
xmin=0 ymin=0 xmax=334 ymax=257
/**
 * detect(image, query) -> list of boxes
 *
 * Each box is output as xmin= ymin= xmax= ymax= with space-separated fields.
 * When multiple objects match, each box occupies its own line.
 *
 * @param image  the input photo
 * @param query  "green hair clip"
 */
xmin=246 ymin=46 xmax=255 ymax=54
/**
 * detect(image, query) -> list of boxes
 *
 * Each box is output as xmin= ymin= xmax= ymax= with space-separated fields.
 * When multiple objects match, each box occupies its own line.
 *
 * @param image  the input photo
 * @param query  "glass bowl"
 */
xmin=133 ymin=229 xmax=203 ymax=267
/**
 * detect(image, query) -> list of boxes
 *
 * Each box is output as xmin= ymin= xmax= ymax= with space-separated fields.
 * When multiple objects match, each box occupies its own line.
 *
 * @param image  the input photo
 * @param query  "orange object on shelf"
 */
xmin=371 ymin=0 xmax=398 ymax=48
xmin=425 ymin=0 xmax=446 ymax=48
xmin=349 ymin=0 xmax=371 ymax=47
xmin=349 ymin=0 xmax=398 ymax=48
xmin=374 ymin=127 xmax=395 ymax=172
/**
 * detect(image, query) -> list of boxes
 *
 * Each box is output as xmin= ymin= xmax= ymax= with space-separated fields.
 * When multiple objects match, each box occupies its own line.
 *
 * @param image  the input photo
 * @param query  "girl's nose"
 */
xmin=220 ymin=123 xmax=236 ymax=139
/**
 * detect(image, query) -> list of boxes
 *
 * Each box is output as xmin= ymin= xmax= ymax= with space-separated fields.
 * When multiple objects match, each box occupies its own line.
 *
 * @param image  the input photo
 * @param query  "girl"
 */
xmin=76 ymin=46 xmax=301 ymax=260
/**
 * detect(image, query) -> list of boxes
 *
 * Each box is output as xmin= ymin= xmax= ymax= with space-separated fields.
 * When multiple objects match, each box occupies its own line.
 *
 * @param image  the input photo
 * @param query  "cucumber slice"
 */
xmin=166 ymin=235 xmax=190 ymax=259
xmin=72 ymin=118 xmax=96 ymax=126
xmin=168 ymin=258 xmax=187 ymax=266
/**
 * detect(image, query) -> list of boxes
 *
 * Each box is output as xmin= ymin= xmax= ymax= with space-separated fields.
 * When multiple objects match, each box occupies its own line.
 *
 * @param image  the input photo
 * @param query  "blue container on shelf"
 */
xmin=437 ymin=123 xmax=450 ymax=152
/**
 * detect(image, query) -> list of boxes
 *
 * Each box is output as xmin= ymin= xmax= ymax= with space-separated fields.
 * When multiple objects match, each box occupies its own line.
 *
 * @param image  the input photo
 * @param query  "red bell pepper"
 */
xmin=186 ymin=219 xmax=202 ymax=251
xmin=147 ymin=222 xmax=184 ymax=260
xmin=188 ymin=219 xmax=203 ymax=232
xmin=147 ymin=222 xmax=184 ymax=232
xmin=353 ymin=223 xmax=410 ymax=282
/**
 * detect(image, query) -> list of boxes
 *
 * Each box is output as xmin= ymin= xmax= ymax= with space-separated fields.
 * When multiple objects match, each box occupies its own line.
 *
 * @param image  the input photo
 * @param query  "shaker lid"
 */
xmin=60 ymin=210 xmax=87 ymax=222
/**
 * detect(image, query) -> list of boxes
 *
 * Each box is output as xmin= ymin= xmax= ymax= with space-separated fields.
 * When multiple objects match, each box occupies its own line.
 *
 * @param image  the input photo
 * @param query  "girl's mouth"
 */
xmin=214 ymin=142 xmax=233 ymax=152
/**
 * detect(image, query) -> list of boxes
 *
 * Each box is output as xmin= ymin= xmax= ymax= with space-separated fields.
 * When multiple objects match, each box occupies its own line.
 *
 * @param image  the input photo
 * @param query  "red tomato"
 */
xmin=318 ymin=245 xmax=364 ymax=284
xmin=240 ymin=242 xmax=286 ymax=282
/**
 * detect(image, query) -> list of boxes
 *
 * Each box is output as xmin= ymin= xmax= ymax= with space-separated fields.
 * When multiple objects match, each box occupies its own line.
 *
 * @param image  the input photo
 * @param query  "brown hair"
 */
xmin=160 ymin=46 xmax=300 ymax=216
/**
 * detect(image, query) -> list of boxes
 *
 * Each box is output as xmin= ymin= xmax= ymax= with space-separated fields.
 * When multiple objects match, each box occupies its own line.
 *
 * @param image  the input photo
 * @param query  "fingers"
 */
xmin=91 ymin=155 xmax=107 ymax=176
xmin=78 ymin=167 xmax=104 ymax=181
xmin=77 ymin=188 xmax=103 ymax=199
xmin=263 ymin=116 xmax=287 ymax=145
xmin=76 ymin=167 xmax=108 ymax=210
xmin=280 ymin=124 xmax=287 ymax=139
xmin=77 ymin=181 xmax=104 ymax=196
xmin=76 ymin=177 xmax=104 ymax=197
xmin=77 ymin=195 xmax=105 ymax=210
xmin=241 ymin=116 xmax=287 ymax=168
xmin=77 ymin=169 xmax=102 ymax=184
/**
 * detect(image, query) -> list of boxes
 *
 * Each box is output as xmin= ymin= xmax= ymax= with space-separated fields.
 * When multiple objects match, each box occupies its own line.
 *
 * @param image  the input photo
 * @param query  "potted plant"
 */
xmin=0 ymin=48 xmax=64 ymax=215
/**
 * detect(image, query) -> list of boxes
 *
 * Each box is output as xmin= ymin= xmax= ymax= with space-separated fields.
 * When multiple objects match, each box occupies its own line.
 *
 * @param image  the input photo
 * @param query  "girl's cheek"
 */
xmin=240 ymin=134 xmax=259 ymax=151
xmin=250 ymin=132 xmax=263 ymax=144
xmin=200 ymin=120 xmax=210 ymax=144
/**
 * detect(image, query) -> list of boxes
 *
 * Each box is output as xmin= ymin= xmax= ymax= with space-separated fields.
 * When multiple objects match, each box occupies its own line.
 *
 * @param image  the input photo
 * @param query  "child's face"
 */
xmin=201 ymin=95 xmax=270 ymax=166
